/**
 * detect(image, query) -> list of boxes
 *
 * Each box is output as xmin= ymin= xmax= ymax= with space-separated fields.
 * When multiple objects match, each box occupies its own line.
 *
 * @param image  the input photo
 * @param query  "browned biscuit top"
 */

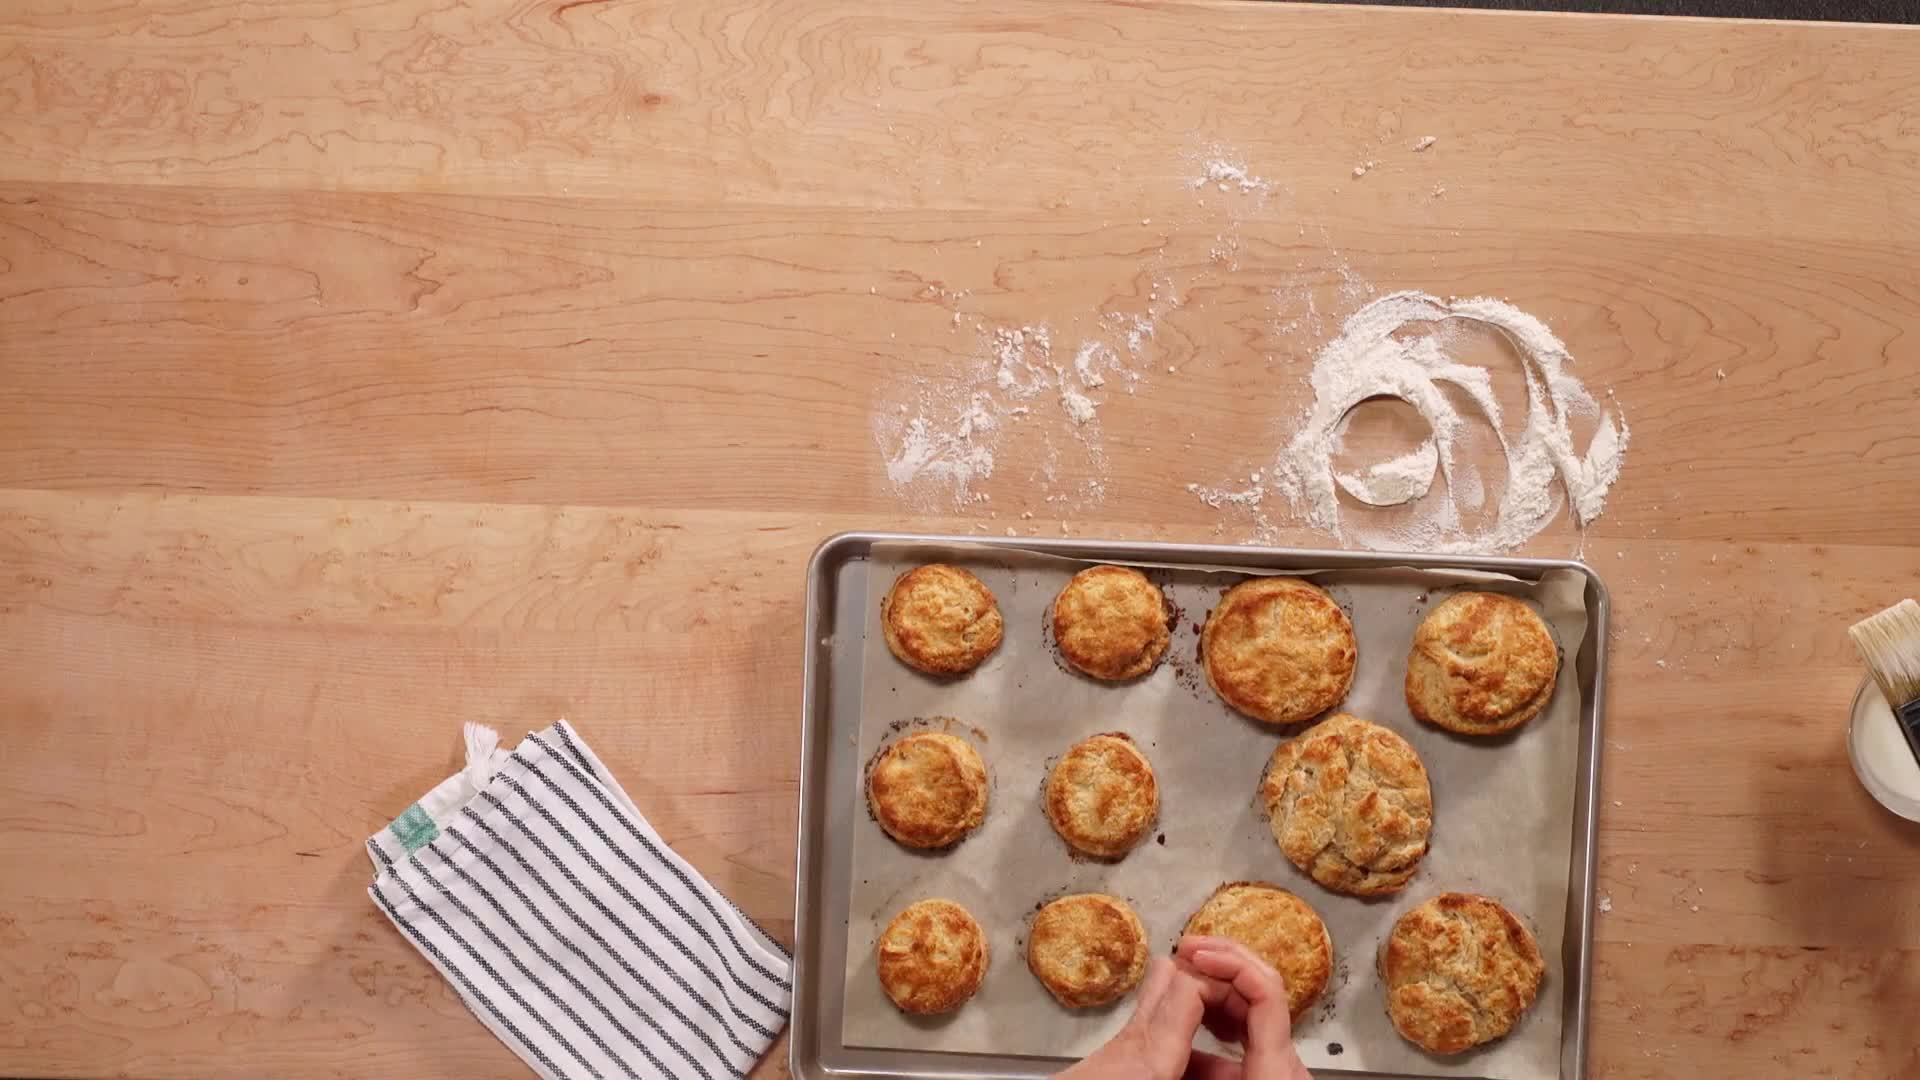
xmin=877 ymin=899 xmax=991 ymax=1015
xmin=1051 ymin=565 xmax=1172 ymax=681
xmin=1026 ymin=893 xmax=1149 ymax=1008
xmin=1044 ymin=733 xmax=1159 ymax=859
xmin=867 ymin=731 xmax=989 ymax=849
xmin=1262 ymin=713 xmax=1433 ymax=896
xmin=1405 ymin=591 xmax=1559 ymax=735
xmin=882 ymin=564 xmax=1004 ymax=676
xmin=1202 ymin=577 xmax=1356 ymax=726
xmin=1380 ymin=892 xmax=1546 ymax=1054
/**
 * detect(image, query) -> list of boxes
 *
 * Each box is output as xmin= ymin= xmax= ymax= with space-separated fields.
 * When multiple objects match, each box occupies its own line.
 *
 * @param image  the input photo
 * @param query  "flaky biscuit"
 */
xmin=1262 ymin=713 xmax=1433 ymax=897
xmin=1026 ymin=893 xmax=1149 ymax=1008
xmin=1379 ymin=892 xmax=1546 ymax=1054
xmin=1202 ymin=577 xmax=1356 ymax=726
xmin=882 ymin=564 xmax=1004 ymax=676
xmin=1182 ymin=882 xmax=1332 ymax=1020
xmin=1043 ymin=733 xmax=1159 ymax=859
xmin=1405 ymin=591 xmax=1559 ymax=736
xmin=867 ymin=731 xmax=989 ymax=849
xmin=1050 ymin=565 xmax=1172 ymax=681
xmin=877 ymin=899 xmax=990 ymax=1015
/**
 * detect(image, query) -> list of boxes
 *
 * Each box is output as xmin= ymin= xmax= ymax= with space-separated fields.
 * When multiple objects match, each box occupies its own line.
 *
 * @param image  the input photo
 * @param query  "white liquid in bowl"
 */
xmin=1849 ymin=677 xmax=1920 ymax=823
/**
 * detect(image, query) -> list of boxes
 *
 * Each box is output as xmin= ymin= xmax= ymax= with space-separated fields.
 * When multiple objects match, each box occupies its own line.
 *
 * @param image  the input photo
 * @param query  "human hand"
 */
xmin=1053 ymin=955 xmax=1216 ymax=1080
xmin=1174 ymin=936 xmax=1313 ymax=1080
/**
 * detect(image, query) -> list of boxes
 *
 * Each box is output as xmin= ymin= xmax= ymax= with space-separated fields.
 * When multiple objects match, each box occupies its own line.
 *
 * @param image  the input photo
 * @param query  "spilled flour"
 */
xmin=1336 ymin=442 xmax=1438 ymax=507
xmin=870 ymin=141 xmax=1630 ymax=550
xmin=873 ymin=152 xmax=1260 ymax=513
xmin=1270 ymin=291 xmax=1629 ymax=552
xmin=882 ymin=402 xmax=998 ymax=501
xmin=1192 ymin=156 xmax=1273 ymax=195
xmin=875 ymin=317 xmax=1141 ymax=511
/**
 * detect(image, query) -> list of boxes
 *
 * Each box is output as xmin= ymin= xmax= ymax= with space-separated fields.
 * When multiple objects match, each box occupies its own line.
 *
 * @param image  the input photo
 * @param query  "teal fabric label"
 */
xmin=388 ymin=804 xmax=440 ymax=853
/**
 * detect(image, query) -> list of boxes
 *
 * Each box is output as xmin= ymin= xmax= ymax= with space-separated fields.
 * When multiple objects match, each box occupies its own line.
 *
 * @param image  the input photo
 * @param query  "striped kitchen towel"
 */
xmin=366 ymin=720 xmax=792 ymax=1080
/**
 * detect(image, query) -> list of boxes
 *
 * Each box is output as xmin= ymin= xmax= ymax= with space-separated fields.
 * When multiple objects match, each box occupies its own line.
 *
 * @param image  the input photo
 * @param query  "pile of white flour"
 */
xmin=1269 ymin=291 xmax=1629 ymax=552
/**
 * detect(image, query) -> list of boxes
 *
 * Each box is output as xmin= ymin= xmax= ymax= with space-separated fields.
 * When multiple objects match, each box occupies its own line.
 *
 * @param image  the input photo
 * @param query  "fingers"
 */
xmin=1182 ymin=1049 xmax=1242 ymax=1080
xmin=1183 ymin=959 xmax=1238 ymax=1011
xmin=1200 ymin=996 xmax=1247 ymax=1048
xmin=1167 ymin=951 xmax=1243 ymax=1042
xmin=1120 ymin=954 xmax=1267 ymax=1080
xmin=1178 ymin=937 xmax=1288 ymax=1011
xmin=1174 ymin=940 xmax=1251 ymax=1048
xmin=1176 ymin=936 xmax=1299 ymax=1079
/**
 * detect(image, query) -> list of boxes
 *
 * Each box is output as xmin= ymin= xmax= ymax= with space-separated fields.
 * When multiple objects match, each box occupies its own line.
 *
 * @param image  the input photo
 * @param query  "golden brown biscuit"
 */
xmin=881 ymin=564 xmax=1004 ymax=676
xmin=1405 ymin=591 xmax=1559 ymax=736
xmin=1182 ymin=882 xmax=1332 ymax=1020
xmin=867 ymin=731 xmax=989 ymax=849
xmin=1050 ymin=566 xmax=1173 ymax=681
xmin=1026 ymin=893 xmax=1149 ymax=1008
xmin=1202 ymin=577 xmax=1355 ymax=726
xmin=1262 ymin=713 xmax=1433 ymax=897
xmin=877 ymin=899 xmax=990 ymax=1015
xmin=1043 ymin=733 xmax=1159 ymax=859
xmin=1380 ymin=892 xmax=1546 ymax=1054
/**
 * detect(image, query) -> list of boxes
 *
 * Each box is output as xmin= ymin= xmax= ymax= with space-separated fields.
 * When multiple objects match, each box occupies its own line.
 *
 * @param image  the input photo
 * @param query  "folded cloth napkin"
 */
xmin=366 ymin=720 xmax=792 ymax=1080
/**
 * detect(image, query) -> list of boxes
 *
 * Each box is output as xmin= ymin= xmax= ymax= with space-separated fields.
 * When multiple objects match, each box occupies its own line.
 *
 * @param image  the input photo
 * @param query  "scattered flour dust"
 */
xmin=875 ymin=149 xmax=1218 ymax=512
xmin=876 ymin=317 xmax=1146 ymax=510
xmin=881 ymin=395 xmax=999 ymax=503
xmin=1185 ymin=481 xmax=1265 ymax=510
xmin=1191 ymin=156 xmax=1273 ymax=195
xmin=1267 ymin=291 xmax=1629 ymax=552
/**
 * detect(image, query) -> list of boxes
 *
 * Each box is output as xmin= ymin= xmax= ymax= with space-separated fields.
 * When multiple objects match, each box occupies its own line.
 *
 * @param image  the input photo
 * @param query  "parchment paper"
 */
xmin=841 ymin=542 xmax=1588 ymax=1080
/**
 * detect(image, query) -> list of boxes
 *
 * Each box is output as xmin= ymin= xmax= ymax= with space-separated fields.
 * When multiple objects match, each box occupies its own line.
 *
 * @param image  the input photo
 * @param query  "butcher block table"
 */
xmin=3 ymin=1 xmax=1919 ymax=1077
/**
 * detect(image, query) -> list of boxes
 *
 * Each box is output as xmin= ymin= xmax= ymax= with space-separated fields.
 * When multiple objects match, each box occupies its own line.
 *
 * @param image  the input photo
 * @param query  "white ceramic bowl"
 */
xmin=1849 ymin=676 xmax=1920 ymax=823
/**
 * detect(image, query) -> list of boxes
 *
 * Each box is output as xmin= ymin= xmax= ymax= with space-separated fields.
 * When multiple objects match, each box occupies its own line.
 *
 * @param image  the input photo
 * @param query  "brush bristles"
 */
xmin=1849 ymin=599 xmax=1920 ymax=709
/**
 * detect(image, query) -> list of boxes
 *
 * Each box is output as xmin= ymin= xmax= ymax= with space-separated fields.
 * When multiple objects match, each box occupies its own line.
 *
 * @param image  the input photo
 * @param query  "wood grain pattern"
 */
xmin=2 ymin=1 xmax=1918 ymax=1078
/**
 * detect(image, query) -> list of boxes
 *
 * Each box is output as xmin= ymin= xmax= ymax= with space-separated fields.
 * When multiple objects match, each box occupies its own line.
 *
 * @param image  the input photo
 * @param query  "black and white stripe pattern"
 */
xmin=366 ymin=721 xmax=792 ymax=1080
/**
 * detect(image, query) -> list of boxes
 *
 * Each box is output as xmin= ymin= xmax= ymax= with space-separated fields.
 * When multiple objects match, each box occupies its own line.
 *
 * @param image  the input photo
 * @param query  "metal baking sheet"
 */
xmin=792 ymin=533 xmax=1609 ymax=1080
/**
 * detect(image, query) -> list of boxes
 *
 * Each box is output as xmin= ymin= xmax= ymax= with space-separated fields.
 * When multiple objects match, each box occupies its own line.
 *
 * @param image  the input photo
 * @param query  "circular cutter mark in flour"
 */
xmin=1272 ymin=291 xmax=1628 ymax=552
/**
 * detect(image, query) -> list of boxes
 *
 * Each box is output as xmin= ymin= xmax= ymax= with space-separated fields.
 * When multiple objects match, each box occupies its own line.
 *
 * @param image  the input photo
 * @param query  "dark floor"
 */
xmin=1310 ymin=0 xmax=1919 ymax=22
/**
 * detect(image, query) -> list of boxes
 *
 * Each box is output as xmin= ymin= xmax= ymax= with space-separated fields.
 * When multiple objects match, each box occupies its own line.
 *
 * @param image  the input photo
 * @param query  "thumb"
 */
xmin=1130 ymin=957 xmax=1210 ymax=1079
xmin=1124 ymin=953 xmax=1176 ymax=1026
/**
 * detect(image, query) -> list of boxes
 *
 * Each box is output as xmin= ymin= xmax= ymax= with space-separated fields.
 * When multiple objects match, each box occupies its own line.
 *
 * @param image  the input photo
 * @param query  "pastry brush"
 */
xmin=1848 ymin=599 xmax=1920 ymax=768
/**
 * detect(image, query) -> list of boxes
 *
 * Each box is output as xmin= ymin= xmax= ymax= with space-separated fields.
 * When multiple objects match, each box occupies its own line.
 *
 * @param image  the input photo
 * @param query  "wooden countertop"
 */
xmin=3 ymin=1 xmax=1918 ymax=1076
